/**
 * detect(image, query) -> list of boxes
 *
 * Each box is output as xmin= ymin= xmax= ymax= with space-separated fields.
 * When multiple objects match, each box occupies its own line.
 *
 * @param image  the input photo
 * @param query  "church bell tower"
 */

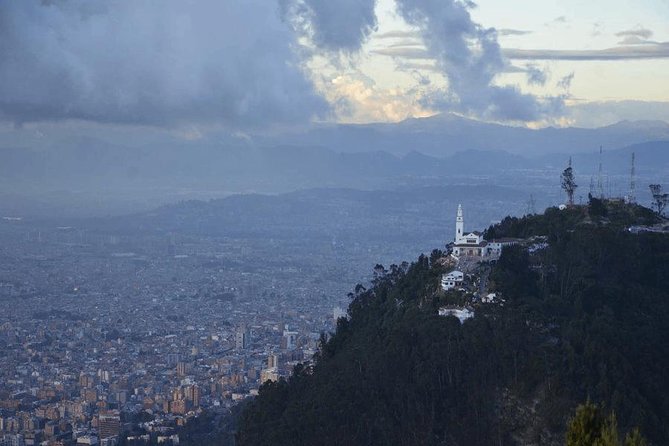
xmin=455 ymin=204 xmax=464 ymax=243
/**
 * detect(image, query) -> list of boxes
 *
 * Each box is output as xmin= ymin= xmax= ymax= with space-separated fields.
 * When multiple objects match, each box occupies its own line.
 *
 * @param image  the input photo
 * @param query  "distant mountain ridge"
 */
xmin=0 ymin=116 xmax=667 ymax=216
xmin=267 ymin=113 xmax=669 ymax=156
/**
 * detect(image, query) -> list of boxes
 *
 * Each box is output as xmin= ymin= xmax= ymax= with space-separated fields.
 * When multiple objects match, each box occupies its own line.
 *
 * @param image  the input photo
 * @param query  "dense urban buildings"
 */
xmin=0 ymin=220 xmax=361 ymax=445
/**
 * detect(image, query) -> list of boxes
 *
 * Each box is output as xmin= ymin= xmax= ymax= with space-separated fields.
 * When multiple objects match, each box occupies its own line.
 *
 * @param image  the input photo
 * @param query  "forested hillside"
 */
xmin=236 ymin=201 xmax=669 ymax=446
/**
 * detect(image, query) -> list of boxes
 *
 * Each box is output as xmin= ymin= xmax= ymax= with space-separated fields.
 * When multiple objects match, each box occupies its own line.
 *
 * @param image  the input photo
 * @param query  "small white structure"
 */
xmin=482 ymin=293 xmax=497 ymax=303
xmin=486 ymin=238 xmax=521 ymax=257
xmin=441 ymin=271 xmax=464 ymax=291
xmin=438 ymin=307 xmax=474 ymax=323
xmin=333 ymin=306 xmax=347 ymax=322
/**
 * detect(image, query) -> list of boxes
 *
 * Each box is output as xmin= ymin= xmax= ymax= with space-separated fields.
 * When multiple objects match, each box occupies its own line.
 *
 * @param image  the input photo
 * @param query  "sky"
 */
xmin=1 ymin=0 xmax=668 ymax=134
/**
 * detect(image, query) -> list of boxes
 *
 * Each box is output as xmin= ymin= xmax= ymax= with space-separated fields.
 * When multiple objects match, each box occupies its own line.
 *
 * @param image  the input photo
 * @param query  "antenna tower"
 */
xmin=597 ymin=145 xmax=604 ymax=198
xmin=629 ymin=152 xmax=636 ymax=204
xmin=526 ymin=194 xmax=536 ymax=215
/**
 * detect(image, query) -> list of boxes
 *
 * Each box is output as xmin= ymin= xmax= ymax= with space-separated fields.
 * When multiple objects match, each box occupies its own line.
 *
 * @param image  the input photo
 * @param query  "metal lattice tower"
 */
xmin=629 ymin=152 xmax=636 ymax=204
xmin=526 ymin=194 xmax=536 ymax=215
xmin=597 ymin=145 xmax=604 ymax=198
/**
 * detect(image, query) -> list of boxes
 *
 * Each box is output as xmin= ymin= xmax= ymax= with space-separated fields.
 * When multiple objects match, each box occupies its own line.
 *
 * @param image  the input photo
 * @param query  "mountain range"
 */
xmin=1 ymin=115 xmax=667 ymax=216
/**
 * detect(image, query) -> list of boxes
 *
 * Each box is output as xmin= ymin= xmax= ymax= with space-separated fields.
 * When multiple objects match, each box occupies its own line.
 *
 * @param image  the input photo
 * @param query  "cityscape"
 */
xmin=0 ymin=220 xmax=358 ymax=445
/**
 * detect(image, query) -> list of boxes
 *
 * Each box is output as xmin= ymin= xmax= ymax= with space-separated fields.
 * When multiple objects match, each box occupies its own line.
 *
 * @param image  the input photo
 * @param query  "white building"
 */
xmin=486 ymin=238 xmax=521 ymax=257
xmin=452 ymin=204 xmax=488 ymax=257
xmin=451 ymin=205 xmax=522 ymax=258
xmin=441 ymin=271 xmax=464 ymax=291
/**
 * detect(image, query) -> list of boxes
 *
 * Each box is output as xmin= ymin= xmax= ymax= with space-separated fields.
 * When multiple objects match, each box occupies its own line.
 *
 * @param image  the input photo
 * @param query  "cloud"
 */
xmin=371 ymin=47 xmax=431 ymax=59
xmin=0 ymin=0 xmax=329 ymax=128
xmin=504 ymin=65 xmax=530 ymax=74
xmin=615 ymin=27 xmax=653 ymax=41
xmin=385 ymin=39 xmax=425 ymax=48
xmin=393 ymin=0 xmax=560 ymax=121
xmin=557 ymin=72 xmax=575 ymax=90
xmin=617 ymin=35 xmax=655 ymax=45
xmin=497 ymin=28 xmax=532 ymax=37
xmin=281 ymin=0 xmax=378 ymax=52
xmin=591 ymin=22 xmax=602 ymax=37
xmin=615 ymin=27 xmax=655 ymax=45
xmin=374 ymin=30 xmax=421 ymax=39
xmin=504 ymin=42 xmax=669 ymax=60
xmin=526 ymin=65 xmax=548 ymax=86
xmin=395 ymin=61 xmax=441 ymax=73
xmin=325 ymin=73 xmax=433 ymax=122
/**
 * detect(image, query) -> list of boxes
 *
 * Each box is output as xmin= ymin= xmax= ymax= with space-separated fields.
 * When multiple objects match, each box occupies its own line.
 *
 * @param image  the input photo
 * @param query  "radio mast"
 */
xmin=628 ymin=152 xmax=636 ymax=204
xmin=597 ymin=145 xmax=604 ymax=198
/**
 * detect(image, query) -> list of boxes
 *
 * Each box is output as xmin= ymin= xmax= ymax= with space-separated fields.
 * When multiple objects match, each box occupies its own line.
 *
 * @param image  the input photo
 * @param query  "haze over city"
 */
xmin=1 ymin=1 xmax=668 ymax=446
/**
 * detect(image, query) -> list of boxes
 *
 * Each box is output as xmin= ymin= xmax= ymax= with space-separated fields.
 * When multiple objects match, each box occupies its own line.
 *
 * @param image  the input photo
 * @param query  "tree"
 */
xmin=566 ymin=402 xmax=647 ymax=446
xmin=566 ymin=402 xmax=603 ymax=446
xmin=649 ymin=184 xmax=668 ymax=215
xmin=562 ymin=158 xmax=578 ymax=206
xmin=623 ymin=429 xmax=647 ymax=446
xmin=588 ymin=193 xmax=607 ymax=219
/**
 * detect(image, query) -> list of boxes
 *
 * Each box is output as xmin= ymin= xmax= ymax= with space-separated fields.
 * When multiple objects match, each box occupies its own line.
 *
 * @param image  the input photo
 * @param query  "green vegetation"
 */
xmin=235 ymin=202 xmax=669 ymax=445
xmin=565 ymin=402 xmax=647 ymax=446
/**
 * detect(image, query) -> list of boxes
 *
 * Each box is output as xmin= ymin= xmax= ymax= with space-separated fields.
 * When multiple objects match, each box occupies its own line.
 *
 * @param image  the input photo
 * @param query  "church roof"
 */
xmin=454 ymin=241 xmax=488 ymax=248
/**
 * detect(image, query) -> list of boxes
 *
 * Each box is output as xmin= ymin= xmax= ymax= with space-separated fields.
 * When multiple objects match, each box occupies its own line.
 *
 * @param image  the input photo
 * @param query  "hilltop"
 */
xmin=233 ymin=200 xmax=669 ymax=446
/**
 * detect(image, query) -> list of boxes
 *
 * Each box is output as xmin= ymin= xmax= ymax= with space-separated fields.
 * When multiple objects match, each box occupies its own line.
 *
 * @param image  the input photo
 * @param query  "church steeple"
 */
xmin=455 ymin=204 xmax=464 ymax=243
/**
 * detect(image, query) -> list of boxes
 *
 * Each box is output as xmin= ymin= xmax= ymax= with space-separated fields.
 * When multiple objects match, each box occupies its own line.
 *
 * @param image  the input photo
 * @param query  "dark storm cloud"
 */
xmin=0 ymin=0 xmax=329 ymax=127
xmin=281 ymin=0 xmax=378 ymax=52
xmin=394 ymin=0 xmax=559 ymax=121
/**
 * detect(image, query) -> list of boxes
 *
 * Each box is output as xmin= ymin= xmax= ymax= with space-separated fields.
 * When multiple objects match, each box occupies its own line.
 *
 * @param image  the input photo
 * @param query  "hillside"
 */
xmin=234 ymin=201 xmax=669 ymax=446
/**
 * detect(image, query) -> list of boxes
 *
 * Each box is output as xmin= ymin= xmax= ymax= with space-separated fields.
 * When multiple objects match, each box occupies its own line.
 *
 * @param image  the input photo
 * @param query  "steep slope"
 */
xmin=236 ymin=203 xmax=669 ymax=446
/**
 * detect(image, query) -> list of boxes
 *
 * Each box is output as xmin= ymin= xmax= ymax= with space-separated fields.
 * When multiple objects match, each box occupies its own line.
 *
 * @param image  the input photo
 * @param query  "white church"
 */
xmin=451 ymin=204 xmax=518 ymax=258
xmin=452 ymin=204 xmax=488 ymax=257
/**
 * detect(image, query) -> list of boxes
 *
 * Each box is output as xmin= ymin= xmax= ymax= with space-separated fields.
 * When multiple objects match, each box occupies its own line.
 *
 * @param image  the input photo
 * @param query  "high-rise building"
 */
xmin=267 ymin=353 xmax=279 ymax=369
xmin=176 ymin=361 xmax=190 ymax=377
xmin=98 ymin=413 xmax=120 ymax=440
xmin=235 ymin=324 xmax=251 ymax=350
xmin=282 ymin=331 xmax=298 ymax=350
xmin=184 ymin=385 xmax=200 ymax=408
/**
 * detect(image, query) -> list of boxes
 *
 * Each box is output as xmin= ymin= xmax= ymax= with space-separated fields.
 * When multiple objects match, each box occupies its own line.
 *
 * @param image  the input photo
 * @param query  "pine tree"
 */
xmin=566 ymin=402 xmax=602 ymax=446
xmin=565 ymin=403 xmax=647 ymax=446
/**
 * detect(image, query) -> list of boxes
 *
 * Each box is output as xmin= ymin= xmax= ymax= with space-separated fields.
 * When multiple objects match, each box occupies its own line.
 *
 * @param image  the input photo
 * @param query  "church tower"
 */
xmin=455 ymin=204 xmax=464 ymax=243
